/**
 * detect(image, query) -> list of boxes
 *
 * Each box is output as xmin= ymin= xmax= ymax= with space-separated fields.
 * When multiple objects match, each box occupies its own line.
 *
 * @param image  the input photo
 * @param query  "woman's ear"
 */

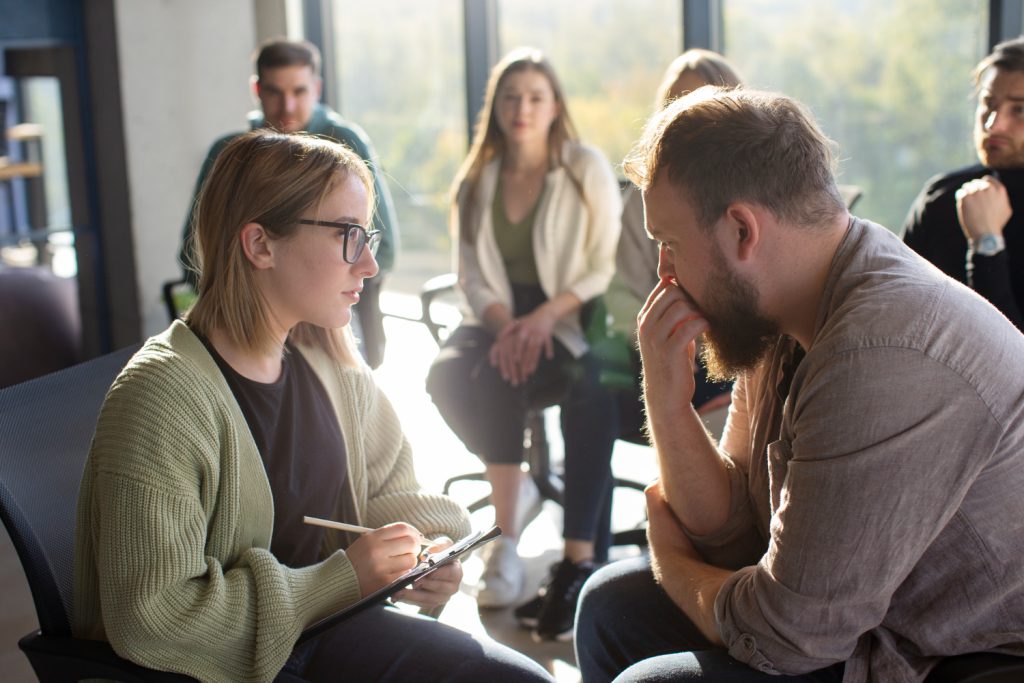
xmin=239 ymin=222 xmax=275 ymax=269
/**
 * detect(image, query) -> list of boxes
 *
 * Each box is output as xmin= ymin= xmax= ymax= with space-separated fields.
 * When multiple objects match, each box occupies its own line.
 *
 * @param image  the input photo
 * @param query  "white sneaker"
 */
xmin=476 ymin=537 xmax=525 ymax=608
xmin=513 ymin=474 xmax=543 ymax=537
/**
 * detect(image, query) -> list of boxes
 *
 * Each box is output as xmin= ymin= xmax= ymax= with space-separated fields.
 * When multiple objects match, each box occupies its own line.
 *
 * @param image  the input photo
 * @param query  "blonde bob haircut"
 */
xmin=451 ymin=46 xmax=583 ymax=244
xmin=185 ymin=130 xmax=374 ymax=365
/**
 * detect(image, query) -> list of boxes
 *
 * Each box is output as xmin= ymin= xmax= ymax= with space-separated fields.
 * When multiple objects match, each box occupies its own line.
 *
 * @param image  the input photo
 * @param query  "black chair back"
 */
xmin=0 ymin=345 xmax=137 ymax=637
xmin=0 ymin=345 xmax=203 ymax=681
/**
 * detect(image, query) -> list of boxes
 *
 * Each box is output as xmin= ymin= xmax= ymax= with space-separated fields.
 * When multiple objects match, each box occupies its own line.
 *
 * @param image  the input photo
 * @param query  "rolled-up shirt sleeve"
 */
xmin=685 ymin=373 xmax=767 ymax=569
xmin=713 ymin=345 xmax=1000 ymax=675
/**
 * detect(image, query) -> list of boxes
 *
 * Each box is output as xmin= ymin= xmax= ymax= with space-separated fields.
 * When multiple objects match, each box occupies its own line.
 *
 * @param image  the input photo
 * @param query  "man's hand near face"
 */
xmin=956 ymin=175 xmax=1012 ymax=242
xmin=637 ymin=276 xmax=732 ymax=536
xmin=637 ymin=276 xmax=708 ymax=413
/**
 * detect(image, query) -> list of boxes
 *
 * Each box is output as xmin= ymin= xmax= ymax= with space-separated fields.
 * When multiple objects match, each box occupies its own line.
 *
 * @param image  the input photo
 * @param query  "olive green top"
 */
xmin=492 ymin=177 xmax=543 ymax=286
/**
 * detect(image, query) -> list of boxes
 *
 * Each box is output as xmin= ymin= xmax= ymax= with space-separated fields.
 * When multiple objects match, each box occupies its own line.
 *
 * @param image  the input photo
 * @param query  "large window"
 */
xmin=500 ymin=0 xmax=682 ymax=174
xmin=724 ymin=0 xmax=989 ymax=231
xmin=330 ymin=0 xmax=467 ymax=290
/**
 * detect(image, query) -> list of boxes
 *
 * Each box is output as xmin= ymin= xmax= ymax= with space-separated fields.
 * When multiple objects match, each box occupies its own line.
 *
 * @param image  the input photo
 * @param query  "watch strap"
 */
xmin=970 ymin=233 xmax=1006 ymax=257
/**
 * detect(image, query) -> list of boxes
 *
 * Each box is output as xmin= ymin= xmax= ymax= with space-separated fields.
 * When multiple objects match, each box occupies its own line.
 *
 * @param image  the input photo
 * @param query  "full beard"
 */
xmin=698 ymin=255 xmax=780 ymax=383
xmin=976 ymin=134 xmax=1024 ymax=169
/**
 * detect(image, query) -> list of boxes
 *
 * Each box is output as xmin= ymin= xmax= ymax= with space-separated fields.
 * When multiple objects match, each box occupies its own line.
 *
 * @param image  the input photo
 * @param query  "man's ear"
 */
xmin=239 ymin=222 xmax=275 ymax=269
xmin=250 ymin=75 xmax=261 ymax=102
xmin=722 ymin=203 xmax=762 ymax=263
xmin=314 ymin=76 xmax=323 ymax=101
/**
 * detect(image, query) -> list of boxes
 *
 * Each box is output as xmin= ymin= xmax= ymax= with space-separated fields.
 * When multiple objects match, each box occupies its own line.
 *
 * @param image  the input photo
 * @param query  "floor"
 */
xmin=0 ymin=290 xmax=718 ymax=682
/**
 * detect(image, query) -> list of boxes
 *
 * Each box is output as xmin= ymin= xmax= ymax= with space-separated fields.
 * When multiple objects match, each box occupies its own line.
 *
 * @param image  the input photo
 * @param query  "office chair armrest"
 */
xmin=419 ymin=273 xmax=458 ymax=345
xmin=162 ymin=279 xmax=197 ymax=321
xmin=19 ymin=630 xmax=198 ymax=682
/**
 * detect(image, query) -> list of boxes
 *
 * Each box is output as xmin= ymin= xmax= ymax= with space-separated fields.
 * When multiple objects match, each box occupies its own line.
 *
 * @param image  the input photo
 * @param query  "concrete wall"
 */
xmin=112 ymin=0 xmax=266 ymax=336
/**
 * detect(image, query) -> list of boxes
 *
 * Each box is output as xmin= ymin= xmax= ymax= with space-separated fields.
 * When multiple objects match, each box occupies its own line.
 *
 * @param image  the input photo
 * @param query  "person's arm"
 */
xmin=179 ymin=136 xmax=235 ymax=287
xmin=644 ymin=481 xmax=732 ymax=646
xmin=712 ymin=345 xmax=1000 ymax=675
xmin=955 ymin=175 xmax=1023 ymax=329
xmin=453 ymin=185 xmax=506 ymax=323
xmin=617 ymin=184 xmax=661 ymax=304
xmin=902 ymin=175 xmax=970 ymax=284
xmin=558 ymin=147 xmax=623 ymax=305
xmin=638 ymin=276 xmax=734 ymax=535
xmin=330 ymin=121 xmax=400 ymax=275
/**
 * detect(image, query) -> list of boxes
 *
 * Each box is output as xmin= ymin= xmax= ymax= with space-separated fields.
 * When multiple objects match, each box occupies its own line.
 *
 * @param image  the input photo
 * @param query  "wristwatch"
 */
xmin=970 ymin=233 xmax=1006 ymax=257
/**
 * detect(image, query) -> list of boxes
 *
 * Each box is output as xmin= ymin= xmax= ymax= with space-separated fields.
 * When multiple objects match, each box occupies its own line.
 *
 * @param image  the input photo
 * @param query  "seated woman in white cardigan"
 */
xmin=426 ymin=47 xmax=622 ymax=643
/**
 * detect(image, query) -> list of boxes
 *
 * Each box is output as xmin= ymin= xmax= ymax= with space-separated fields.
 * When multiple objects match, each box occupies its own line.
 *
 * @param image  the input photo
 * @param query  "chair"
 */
xmin=0 ymin=347 xmax=312 ymax=682
xmin=0 ymin=344 xmax=196 ymax=681
xmin=420 ymin=276 xmax=648 ymax=550
xmin=0 ymin=265 xmax=81 ymax=389
xmin=161 ymin=277 xmax=197 ymax=321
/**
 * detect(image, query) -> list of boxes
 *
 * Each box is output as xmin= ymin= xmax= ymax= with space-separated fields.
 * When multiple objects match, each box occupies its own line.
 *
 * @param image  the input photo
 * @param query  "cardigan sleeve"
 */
xmin=453 ymin=185 xmax=505 ymax=320
xmin=562 ymin=146 xmax=622 ymax=304
xmin=74 ymin=354 xmax=362 ymax=683
xmin=353 ymin=368 xmax=472 ymax=541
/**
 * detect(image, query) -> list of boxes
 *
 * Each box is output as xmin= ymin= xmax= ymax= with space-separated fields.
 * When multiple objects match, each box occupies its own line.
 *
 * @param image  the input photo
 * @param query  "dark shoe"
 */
xmin=532 ymin=558 xmax=598 ymax=642
xmin=513 ymin=560 xmax=560 ymax=629
xmin=513 ymin=593 xmax=544 ymax=628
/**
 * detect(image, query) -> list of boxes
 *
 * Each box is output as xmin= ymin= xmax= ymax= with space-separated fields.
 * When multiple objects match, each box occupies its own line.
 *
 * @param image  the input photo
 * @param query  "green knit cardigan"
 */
xmin=73 ymin=321 xmax=470 ymax=682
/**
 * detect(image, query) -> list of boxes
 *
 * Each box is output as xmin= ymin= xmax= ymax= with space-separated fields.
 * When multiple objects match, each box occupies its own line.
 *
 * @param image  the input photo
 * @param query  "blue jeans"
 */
xmin=284 ymin=603 xmax=553 ymax=682
xmin=574 ymin=556 xmax=845 ymax=683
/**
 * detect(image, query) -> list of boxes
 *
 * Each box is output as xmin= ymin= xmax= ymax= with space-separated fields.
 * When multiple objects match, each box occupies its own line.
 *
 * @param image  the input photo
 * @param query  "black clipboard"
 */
xmin=297 ymin=525 xmax=502 ymax=643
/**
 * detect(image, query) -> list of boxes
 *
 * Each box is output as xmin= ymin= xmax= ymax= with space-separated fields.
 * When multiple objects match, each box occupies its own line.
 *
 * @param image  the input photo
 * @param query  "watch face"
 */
xmin=975 ymin=234 xmax=1005 ymax=256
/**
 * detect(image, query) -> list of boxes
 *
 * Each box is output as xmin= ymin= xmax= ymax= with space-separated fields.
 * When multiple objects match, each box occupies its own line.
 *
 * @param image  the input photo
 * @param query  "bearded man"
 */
xmin=573 ymin=86 xmax=1024 ymax=683
xmin=902 ymin=36 xmax=1024 ymax=332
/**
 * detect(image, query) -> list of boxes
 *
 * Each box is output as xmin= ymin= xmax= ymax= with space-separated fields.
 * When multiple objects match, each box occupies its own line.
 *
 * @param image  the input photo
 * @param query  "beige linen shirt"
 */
xmin=698 ymin=218 xmax=1024 ymax=682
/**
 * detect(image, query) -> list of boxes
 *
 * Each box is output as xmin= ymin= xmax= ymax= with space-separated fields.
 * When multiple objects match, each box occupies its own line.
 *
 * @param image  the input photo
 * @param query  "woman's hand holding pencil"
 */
xmin=302 ymin=516 xmax=462 ymax=606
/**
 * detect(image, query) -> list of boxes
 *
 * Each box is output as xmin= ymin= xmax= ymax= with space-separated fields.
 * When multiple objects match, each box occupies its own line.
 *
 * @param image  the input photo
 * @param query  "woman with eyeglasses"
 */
xmin=72 ymin=131 xmax=553 ymax=682
xmin=426 ymin=47 xmax=622 ymax=642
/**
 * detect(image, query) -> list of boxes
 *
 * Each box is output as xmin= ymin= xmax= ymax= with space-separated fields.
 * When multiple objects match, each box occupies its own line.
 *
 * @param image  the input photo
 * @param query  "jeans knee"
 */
xmin=576 ymin=562 xmax=626 ymax=647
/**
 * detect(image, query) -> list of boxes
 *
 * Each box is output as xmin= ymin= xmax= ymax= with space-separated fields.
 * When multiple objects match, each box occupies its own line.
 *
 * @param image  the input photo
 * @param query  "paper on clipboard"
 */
xmin=298 ymin=525 xmax=502 ymax=643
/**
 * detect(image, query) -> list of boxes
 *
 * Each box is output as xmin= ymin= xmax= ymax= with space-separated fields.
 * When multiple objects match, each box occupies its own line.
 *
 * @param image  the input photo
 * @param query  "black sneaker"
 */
xmin=513 ymin=561 xmax=560 ymax=629
xmin=512 ymin=593 xmax=544 ymax=628
xmin=532 ymin=558 xmax=598 ymax=642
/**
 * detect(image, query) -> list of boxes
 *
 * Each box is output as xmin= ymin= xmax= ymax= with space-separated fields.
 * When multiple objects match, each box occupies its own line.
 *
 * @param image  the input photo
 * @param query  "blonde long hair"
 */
xmin=654 ymin=49 xmax=743 ymax=110
xmin=186 ymin=131 xmax=374 ymax=365
xmin=451 ymin=47 xmax=582 ymax=244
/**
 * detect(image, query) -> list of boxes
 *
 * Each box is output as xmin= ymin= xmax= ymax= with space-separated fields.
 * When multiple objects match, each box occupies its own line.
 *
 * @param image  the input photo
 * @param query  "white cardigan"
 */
xmin=454 ymin=142 xmax=622 ymax=357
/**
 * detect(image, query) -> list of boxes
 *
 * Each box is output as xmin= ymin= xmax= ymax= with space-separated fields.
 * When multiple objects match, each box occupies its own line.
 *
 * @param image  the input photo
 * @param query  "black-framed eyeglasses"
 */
xmin=298 ymin=219 xmax=382 ymax=264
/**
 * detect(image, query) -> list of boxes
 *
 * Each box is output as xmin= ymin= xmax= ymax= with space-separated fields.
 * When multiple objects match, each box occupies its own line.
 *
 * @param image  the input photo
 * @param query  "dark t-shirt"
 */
xmin=198 ymin=332 xmax=347 ymax=568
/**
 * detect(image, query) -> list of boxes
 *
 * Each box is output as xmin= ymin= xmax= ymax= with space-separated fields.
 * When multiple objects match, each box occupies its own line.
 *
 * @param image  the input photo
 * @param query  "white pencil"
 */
xmin=302 ymin=516 xmax=434 ymax=548
xmin=302 ymin=515 xmax=374 ymax=534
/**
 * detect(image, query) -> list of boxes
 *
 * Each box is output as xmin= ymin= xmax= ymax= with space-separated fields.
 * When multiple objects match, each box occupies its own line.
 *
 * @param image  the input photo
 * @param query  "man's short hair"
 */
xmin=974 ymin=35 xmax=1024 ymax=86
xmin=623 ymin=87 xmax=845 ymax=230
xmin=254 ymin=39 xmax=322 ymax=80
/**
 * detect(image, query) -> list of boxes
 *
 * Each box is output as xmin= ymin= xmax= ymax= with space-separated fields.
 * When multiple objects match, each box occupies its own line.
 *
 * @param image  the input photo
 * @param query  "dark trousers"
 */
xmin=282 ymin=604 xmax=552 ymax=682
xmin=426 ymin=323 xmax=618 ymax=550
xmin=353 ymin=276 xmax=387 ymax=369
xmin=575 ymin=556 xmax=846 ymax=683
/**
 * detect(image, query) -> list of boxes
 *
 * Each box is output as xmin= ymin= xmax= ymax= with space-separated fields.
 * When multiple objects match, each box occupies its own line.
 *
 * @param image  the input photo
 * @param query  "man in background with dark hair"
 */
xmin=902 ymin=36 xmax=1024 ymax=332
xmin=179 ymin=38 xmax=398 ymax=368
